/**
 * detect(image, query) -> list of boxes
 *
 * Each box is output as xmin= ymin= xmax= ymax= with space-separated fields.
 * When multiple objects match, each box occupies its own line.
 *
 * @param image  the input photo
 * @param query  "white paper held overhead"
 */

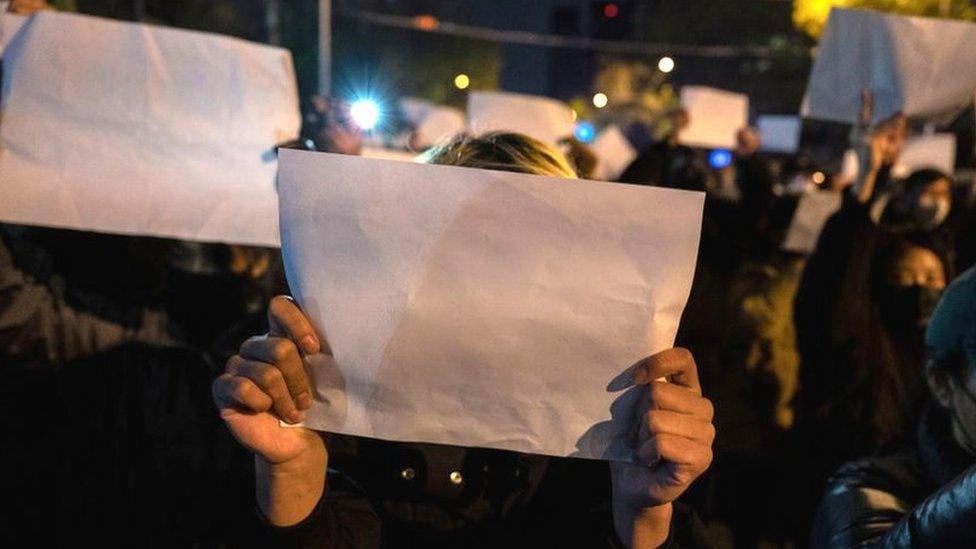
xmin=804 ymin=8 xmax=976 ymax=124
xmin=278 ymin=149 xmax=704 ymax=460
xmin=467 ymin=91 xmax=576 ymax=146
xmin=679 ymin=86 xmax=749 ymax=150
xmin=0 ymin=11 xmax=299 ymax=246
xmin=757 ymin=115 xmax=801 ymax=154
xmin=781 ymin=191 xmax=843 ymax=255
xmin=891 ymin=133 xmax=956 ymax=179
xmin=591 ymin=125 xmax=637 ymax=181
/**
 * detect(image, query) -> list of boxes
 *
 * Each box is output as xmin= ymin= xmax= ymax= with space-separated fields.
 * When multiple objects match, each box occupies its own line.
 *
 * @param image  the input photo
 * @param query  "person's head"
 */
xmin=925 ymin=266 xmax=976 ymax=455
xmin=735 ymin=127 xmax=761 ymax=157
xmin=874 ymin=239 xmax=948 ymax=337
xmin=420 ymin=131 xmax=577 ymax=178
xmin=879 ymin=168 xmax=954 ymax=231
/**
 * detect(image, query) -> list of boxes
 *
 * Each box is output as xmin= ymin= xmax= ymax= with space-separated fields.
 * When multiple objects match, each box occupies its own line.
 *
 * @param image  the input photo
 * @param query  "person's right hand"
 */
xmin=212 ymin=296 xmax=324 ymax=465
xmin=857 ymin=89 xmax=906 ymax=173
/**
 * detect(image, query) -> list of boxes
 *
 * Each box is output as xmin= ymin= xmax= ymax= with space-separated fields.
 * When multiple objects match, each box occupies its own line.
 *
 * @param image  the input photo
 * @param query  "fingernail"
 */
xmin=631 ymin=368 xmax=646 ymax=385
xmin=297 ymin=392 xmax=313 ymax=409
xmin=301 ymin=335 xmax=318 ymax=354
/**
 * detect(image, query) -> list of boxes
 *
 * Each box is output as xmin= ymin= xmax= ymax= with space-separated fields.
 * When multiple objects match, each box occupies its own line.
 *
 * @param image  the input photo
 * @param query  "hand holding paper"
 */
xmin=276 ymin=149 xmax=704 ymax=461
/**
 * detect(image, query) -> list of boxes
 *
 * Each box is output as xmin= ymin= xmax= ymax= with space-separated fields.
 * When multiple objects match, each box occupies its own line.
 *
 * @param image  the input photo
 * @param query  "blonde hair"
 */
xmin=419 ymin=132 xmax=578 ymax=179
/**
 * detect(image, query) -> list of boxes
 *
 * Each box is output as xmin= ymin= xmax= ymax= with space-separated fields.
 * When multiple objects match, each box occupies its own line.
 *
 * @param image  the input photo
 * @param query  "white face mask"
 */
xmin=917 ymin=194 xmax=951 ymax=230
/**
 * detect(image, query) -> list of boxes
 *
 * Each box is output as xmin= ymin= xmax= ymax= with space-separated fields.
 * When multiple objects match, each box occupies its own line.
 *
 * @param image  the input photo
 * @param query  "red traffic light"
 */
xmin=603 ymin=3 xmax=619 ymax=18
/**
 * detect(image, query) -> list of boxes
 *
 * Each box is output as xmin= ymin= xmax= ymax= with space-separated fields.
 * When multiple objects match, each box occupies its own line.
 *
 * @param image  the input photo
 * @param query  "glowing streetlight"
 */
xmin=592 ymin=92 xmax=608 ymax=109
xmin=454 ymin=73 xmax=470 ymax=90
xmin=658 ymin=56 xmax=675 ymax=73
xmin=350 ymin=99 xmax=380 ymax=130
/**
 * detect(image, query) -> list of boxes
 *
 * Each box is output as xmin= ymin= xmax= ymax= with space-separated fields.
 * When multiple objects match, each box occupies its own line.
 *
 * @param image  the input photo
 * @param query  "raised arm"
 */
xmin=212 ymin=295 xmax=327 ymax=527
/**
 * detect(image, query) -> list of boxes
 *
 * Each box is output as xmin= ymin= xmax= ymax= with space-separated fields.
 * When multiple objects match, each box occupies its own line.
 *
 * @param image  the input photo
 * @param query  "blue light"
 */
xmin=709 ymin=149 xmax=733 ymax=169
xmin=574 ymin=121 xmax=596 ymax=144
xmin=350 ymin=99 xmax=380 ymax=130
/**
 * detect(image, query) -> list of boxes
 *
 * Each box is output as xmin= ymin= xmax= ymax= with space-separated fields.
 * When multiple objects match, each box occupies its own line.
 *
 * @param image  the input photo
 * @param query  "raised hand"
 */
xmin=212 ymin=296 xmax=328 ymax=525
xmin=611 ymin=348 xmax=715 ymax=547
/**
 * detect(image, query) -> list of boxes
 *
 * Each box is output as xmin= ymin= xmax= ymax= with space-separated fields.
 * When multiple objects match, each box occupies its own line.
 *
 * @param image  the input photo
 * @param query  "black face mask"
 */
xmin=880 ymin=284 xmax=944 ymax=334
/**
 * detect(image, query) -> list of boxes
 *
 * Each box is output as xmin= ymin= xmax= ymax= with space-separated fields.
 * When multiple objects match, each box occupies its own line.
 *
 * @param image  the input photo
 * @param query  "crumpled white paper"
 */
xmin=278 ymin=149 xmax=704 ymax=460
xmin=804 ymin=8 xmax=976 ymax=125
xmin=0 ymin=11 xmax=299 ymax=246
xmin=467 ymin=91 xmax=576 ymax=146
xmin=679 ymin=86 xmax=749 ymax=150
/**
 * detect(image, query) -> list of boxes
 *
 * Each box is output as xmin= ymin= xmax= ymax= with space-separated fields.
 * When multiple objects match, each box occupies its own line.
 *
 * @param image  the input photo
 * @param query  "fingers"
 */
xmin=212 ymin=373 xmax=273 ymax=415
xmin=640 ymin=409 xmax=715 ymax=447
xmin=226 ymin=356 xmax=305 ymax=424
xmin=240 ymin=335 xmax=312 ymax=410
xmin=631 ymin=348 xmax=701 ymax=394
xmin=637 ymin=432 xmax=713 ymax=471
xmin=859 ymin=88 xmax=873 ymax=127
xmin=268 ymin=295 xmax=321 ymax=355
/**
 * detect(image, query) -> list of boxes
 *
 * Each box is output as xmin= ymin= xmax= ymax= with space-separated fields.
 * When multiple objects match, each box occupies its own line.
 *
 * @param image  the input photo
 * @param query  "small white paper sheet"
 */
xmin=757 ymin=115 xmax=801 ymax=154
xmin=591 ymin=125 xmax=637 ymax=181
xmin=398 ymin=97 xmax=465 ymax=148
xmin=804 ymin=8 xmax=976 ymax=124
xmin=467 ymin=91 xmax=576 ymax=145
xmin=679 ymin=86 xmax=749 ymax=150
xmin=891 ymin=133 xmax=956 ymax=179
xmin=278 ymin=149 xmax=704 ymax=460
xmin=0 ymin=11 xmax=299 ymax=246
xmin=781 ymin=191 xmax=843 ymax=254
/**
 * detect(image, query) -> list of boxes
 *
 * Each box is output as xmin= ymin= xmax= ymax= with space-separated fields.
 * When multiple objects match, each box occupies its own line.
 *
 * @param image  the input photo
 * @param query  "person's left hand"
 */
xmin=611 ymin=348 xmax=714 ymax=507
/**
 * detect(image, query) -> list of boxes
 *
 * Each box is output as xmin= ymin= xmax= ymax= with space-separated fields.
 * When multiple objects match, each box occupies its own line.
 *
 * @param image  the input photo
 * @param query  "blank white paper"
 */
xmin=278 ymin=149 xmax=704 ymax=460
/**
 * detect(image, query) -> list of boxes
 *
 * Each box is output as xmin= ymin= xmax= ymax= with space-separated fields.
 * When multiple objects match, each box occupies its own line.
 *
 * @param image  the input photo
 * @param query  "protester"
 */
xmin=213 ymin=133 xmax=716 ymax=548
xmin=618 ymin=109 xmax=703 ymax=191
xmin=811 ymin=265 xmax=976 ymax=547
xmin=729 ymin=127 xmax=777 ymax=261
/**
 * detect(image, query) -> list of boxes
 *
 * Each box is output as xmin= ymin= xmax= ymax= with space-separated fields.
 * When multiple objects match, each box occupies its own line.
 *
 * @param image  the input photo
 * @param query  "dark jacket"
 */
xmin=242 ymin=437 xmax=711 ymax=548
xmin=812 ymin=407 xmax=976 ymax=548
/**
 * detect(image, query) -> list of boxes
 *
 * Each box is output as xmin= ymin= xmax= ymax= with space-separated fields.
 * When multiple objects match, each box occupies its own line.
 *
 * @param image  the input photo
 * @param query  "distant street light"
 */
xmin=592 ymin=92 xmax=608 ymax=108
xmin=454 ymin=73 xmax=470 ymax=90
xmin=658 ymin=56 xmax=675 ymax=73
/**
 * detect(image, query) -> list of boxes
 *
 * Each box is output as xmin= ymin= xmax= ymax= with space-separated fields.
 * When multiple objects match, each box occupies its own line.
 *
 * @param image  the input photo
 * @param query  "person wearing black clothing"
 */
xmin=215 ymin=297 xmax=714 ymax=549
xmin=812 ymin=265 xmax=976 ymax=547
xmin=213 ymin=134 xmax=716 ymax=548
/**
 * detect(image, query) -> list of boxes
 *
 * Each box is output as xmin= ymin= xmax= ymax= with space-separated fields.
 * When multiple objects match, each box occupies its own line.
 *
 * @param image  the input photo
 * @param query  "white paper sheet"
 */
xmin=278 ymin=149 xmax=704 ymax=460
xmin=757 ymin=115 xmax=801 ymax=154
xmin=804 ymin=8 xmax=976 ymax=124
xmin=591 ymin=125 xmax=637 ymax=181
xmin=891 ymin=133 xmax=956 ymax=179
xmin=0 ymin=11 xmax=299 ymax=246
xmin=781 ymin=191 xmax=843 ymax=254
xmin=467 ymin=91 xmax=576 ymax=145
xmin=0 ymin=12 xmax=27 ymax=56
xmin=398 ymin=97 xmax=465 ymax=148
xmin=679 ymin=86 xmax=749 ymax=150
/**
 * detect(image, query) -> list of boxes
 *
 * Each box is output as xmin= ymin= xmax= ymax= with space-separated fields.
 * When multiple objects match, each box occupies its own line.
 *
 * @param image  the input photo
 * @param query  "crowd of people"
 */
xmin=4 ymin=2 xmax=976 ymax=548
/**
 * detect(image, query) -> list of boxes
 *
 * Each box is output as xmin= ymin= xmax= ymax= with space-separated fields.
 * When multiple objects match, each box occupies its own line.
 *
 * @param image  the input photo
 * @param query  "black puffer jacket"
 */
xmin=811 ymin=406 xmax=976 ymax=548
